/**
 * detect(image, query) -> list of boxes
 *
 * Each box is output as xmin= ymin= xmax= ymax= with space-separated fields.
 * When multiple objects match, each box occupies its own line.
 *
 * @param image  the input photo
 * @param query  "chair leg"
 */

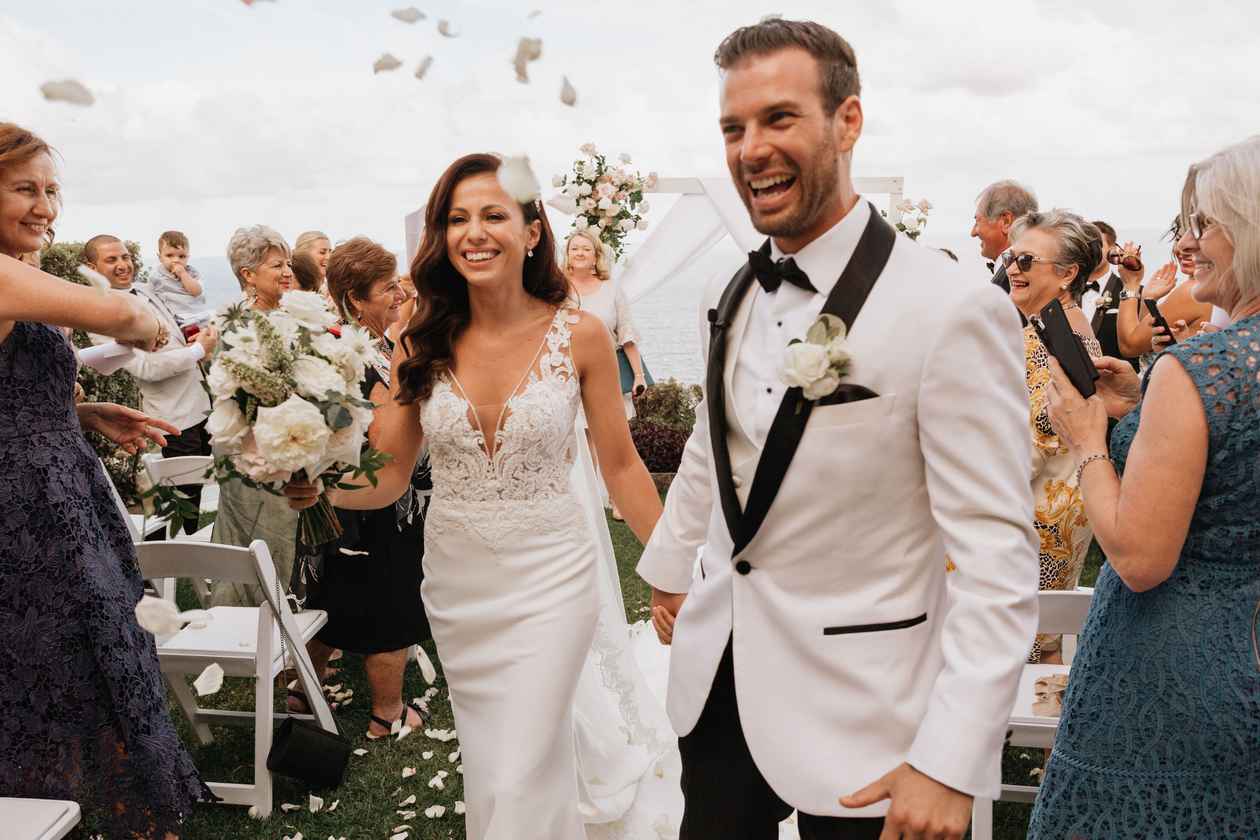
xmin=253 ymin=663 xmax=274 ymax=818
xmin=166 ymin=674 xmax=214 ymax=746
xmin=191 ymin=576 xmax=212 ymax=607
xmin=971 ymin=796 xmax=994 ymax=840
xmin=294 ymin=648 xmax=336 ymax=733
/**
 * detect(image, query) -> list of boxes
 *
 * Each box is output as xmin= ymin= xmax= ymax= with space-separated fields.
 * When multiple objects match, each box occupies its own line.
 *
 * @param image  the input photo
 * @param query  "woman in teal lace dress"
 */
xmin=1030 ymin=137 xmax=1260 ymax=838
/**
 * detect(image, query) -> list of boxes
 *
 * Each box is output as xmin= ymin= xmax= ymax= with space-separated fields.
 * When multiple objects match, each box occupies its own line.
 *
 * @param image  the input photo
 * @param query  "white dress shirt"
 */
xmin=732 ymin=199 xmax=871 ymax=447
xmin=1081 ymin=270 xmax=1110 ymax=322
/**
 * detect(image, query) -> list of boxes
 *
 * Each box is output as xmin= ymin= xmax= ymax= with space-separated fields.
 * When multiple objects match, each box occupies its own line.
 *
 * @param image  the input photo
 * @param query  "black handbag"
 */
xmin=264 ymin=576 xmax=351 ymax=788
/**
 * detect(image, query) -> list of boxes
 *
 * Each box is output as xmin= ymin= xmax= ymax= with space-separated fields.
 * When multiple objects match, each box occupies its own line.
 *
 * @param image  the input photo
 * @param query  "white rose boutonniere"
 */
xmin=781 ymin=314 xmax=852 ymax=400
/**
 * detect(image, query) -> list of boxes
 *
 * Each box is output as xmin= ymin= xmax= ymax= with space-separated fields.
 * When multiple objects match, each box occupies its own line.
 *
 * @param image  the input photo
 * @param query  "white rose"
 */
xmin=206 ymin=398 xmax=249 ymax=452
xmin=619 ymin=219 xmax=635 ymax=232
xmin=252 ymin=394 xmax=331 ymax=476
xmin=293 ymin=355 xmax=348 ymax=401
xmin=577 ymin=182 xmax=593 ymax=196
xmin=597 ymin=196 xmax=612 ymax=210
xmin=916 ymin=198 xmax=933 ymax=213
xmin=618 ymin=152 xmax=632 ymax=164
xmin=780 ymin=342 xmax=830 ymax=389
xmin=279 ymin=290 xmax=338 ymax=330
xmin=596 ymin=182 xmax=614 ymax=199
xmin=896 ymin=198 xmax=916 ymax=214
xmin=825 ymin=335 xmax=852 ymax=367
xmin=579 ymin=142 xmax=597 ymax=156
xmin=635 ymin=218 xmax=649 ymax=231
xmin=265 ymin=309 xmax=301 ymax=345
xmin=900 ymin=214 xmax=922 ymax=233
xmin=206 ymin=360 xmax=241 ymax=399
xmin=233 ymin=430 xmax=293 ymax=484
xmin=551 ymin=174 xmax=565 ymax=188
xmin=575 ymin=216 xmax=590 ymax=230
xmin=314 ymin=414 xmax=364 ymax=476
xmin=496 ymin=155 xmax=541 ymax=204
xmin=580 ymin=197 xmax=597 ymax=211
xmin=802 ymin=372 xmax=840 ymax=401
xmin=606 ymin=202 xmax=621 ymax=216
xmin=638 ymin=200 xmax=650 ymax=214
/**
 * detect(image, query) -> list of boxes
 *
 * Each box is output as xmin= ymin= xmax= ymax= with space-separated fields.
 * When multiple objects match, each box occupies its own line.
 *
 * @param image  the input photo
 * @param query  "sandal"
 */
xmin=287 ymin=682 xmax=352 ymax=715
xmin=366 ymin=700 xmax=428 ymax=741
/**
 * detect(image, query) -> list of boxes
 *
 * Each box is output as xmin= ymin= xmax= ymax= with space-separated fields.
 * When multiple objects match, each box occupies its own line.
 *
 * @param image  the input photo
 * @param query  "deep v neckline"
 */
xmin=446 ymin=308 xmax=560 ymax=462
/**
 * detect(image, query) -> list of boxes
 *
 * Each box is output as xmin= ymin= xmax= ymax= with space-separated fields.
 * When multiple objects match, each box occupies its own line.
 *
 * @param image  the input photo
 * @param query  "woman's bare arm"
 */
xmin=0 ymin=254 xmax=157 ymax=344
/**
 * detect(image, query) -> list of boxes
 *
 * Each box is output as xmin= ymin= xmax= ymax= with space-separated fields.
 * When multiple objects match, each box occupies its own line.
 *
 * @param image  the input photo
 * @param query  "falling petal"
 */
xmin=402 ymin=766 xmax=416 ymax=779
xmin=40 ymin=79 xmax=94 ymax=107
xmin=374 ymin=53 xmax=403 ymax=74
xmin=353 ymin=748 xmax=367 ymax=756
xmin=399 ymin=794 xmax=417 ymax=807
xmin=192 ymin=663 xmax=224 ymax=696
xmin=134 ymin=595 xmax=182 ymax=635
xmin=414 ymin=645 xmax=437 ymax=684
xmin=437 ymin=19 xmax=457 ymax=37
xmin=498 ymin=156 xmax=541 ymax=204
xmin=414 ymin=56 xmax=434 ymax=80
xmin=527 ymin=9 xmax=541 ymax=18
xmin=309 ymin=794 xmax=324 ymax=813
xmin=560 ymin=76 xmax=577 ymax=107
xmin=390 ymin=6 xmax=425 ymax=23
xmin=512 ymin=37 xmax=543 ymax=83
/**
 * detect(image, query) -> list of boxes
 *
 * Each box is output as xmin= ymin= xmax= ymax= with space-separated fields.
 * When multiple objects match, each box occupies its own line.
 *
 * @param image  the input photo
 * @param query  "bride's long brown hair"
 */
xmin=396 ymin=153 xmax=569 ymax=404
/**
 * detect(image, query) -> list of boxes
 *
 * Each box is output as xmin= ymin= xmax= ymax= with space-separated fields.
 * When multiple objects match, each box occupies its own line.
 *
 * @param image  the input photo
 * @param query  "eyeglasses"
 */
xmin=1000 ymin=251 xmax=1056 ymax=273
xmin=1188 ymin=212 xmax=1215 ymax=241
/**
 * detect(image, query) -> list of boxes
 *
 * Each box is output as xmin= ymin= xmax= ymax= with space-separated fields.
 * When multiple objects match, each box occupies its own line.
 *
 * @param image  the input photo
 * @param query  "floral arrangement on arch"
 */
xmin=205 ymin=290 xmax=390 ymax=546
xmin=882 ymin=198 xmax=932 ymax=240
xmin=552 ymin=143 xmax=657 ymax=260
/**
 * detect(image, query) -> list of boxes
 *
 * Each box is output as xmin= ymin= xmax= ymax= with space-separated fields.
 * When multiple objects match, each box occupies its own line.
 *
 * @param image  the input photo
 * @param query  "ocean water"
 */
xmin=187 ymin=226 xmax=1173 ymax=386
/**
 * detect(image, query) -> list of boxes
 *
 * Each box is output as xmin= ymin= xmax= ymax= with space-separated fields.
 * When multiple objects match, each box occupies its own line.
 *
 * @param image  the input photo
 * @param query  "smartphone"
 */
xmin=1144 ymin=298 xmax=1177 ymax=346
xmin=1032 ymin=299 xmax=1100 ymax=398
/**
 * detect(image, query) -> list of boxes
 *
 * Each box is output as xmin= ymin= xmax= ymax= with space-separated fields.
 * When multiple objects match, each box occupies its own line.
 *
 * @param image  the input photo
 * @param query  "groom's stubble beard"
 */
xmin=742 ymin=129 xmax=843 ymax=241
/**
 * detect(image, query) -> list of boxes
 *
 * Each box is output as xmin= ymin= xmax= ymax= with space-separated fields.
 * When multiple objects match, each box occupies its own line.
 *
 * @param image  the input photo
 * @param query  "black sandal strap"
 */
xmin=369 ymin=712 xmax=394 ymax=730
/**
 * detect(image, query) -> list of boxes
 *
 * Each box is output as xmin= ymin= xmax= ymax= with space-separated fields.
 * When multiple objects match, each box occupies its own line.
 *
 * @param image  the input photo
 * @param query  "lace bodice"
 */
xmin=419 ymin=306 xmax=584 ymax=548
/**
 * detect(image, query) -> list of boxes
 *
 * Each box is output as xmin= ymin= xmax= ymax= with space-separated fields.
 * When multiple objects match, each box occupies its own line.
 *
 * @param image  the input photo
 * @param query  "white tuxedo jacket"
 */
xmin=637 ymin=223 xmax=1039 ymax=817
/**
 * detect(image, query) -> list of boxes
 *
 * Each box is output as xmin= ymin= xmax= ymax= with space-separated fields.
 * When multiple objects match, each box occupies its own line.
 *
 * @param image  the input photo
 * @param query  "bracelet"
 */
xmin=1074 ymin=453 xmax=1112 ymax=485
xmin=1119 ymin=289 xmax=1142 ymax=301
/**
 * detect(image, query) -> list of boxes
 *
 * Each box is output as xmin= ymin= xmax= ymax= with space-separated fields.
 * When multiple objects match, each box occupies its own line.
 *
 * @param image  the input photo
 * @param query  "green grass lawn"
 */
xmin=91 ymin=514 xmax=1088 ymax=839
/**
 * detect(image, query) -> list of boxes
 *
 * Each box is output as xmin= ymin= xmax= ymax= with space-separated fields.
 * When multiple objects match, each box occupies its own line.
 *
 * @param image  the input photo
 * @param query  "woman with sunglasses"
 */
xmin=1001 ymin=209 xmax=1103 ymax=664
xmin=1114 ymin=217 xmax=1212 ymax=360
xmin=1029 ymin=136 xmax=1260 ymax=840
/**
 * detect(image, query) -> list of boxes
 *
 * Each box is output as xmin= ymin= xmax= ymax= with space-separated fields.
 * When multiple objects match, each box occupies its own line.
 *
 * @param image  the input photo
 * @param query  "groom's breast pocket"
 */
xmin=808 ymin=393 xmax=896 ymax=430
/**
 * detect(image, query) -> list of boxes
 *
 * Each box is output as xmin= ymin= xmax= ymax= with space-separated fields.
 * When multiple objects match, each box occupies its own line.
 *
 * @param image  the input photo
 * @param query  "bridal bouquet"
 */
xmin=552 ymin=143 xmax=657 ymax=260
xmin=205 ymin=290 xmax=389 ymax=546
xmin=887 ymin=198 xmax=932 ymax=240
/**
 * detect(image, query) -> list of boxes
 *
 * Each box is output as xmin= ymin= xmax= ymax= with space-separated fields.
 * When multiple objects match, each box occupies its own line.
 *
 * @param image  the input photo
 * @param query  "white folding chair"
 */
xmin=141 ymin=454 xmax=218 ymax=604
xmin=136 ymin=538 xmax=333 ymax=817
xmin=0 ymin=798 xmax=81 ymax=840
xmin=970 ymin=587 xmax=1094 ymax=840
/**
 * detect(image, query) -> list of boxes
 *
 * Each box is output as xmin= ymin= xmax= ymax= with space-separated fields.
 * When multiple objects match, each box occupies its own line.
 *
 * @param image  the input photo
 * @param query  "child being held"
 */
xmin=149 ymin=230 xmax=207 ymax=323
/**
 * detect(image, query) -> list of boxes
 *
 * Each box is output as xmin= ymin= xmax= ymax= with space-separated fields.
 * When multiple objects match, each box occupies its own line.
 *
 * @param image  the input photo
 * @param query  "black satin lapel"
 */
xmin=707 ymin=260 xmax=759 ymax=545
xmin=734 ymin=205 xmax=896 ymax=556
xmin=991 ymin=264 xmax=1010 ymax=294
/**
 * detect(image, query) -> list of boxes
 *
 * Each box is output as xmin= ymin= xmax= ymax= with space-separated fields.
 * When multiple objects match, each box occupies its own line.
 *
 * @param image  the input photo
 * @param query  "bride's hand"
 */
xmin=650 ymin=587 xmax=686 ymax=645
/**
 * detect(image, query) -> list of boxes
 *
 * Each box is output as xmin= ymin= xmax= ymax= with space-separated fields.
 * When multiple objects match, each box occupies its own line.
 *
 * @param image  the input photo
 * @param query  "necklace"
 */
xmin=1062 ymin=302 xmax=1080 ymax=312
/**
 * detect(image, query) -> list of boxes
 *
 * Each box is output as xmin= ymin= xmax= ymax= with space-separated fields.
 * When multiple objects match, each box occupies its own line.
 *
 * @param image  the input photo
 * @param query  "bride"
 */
xmin=334 ymin=153 xmax=673 ymax=839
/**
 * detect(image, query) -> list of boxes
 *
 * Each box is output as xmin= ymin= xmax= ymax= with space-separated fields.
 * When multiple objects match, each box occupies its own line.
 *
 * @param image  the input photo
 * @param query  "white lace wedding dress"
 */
xmin=419 ymin=303 xmax=681 ymax=840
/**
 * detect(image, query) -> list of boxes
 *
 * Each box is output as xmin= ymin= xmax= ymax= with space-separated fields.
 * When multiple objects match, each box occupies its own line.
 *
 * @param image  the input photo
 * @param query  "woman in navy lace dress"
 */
xmin=0 ymin=123 xmax=212 ymax=838
xmin=1030 ymin=137 xmax=1260 ymax=838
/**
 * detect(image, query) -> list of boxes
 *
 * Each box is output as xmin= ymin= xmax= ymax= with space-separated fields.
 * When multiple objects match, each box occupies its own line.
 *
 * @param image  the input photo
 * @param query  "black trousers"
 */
xmin=678 ymin=639 xmax=884 ymax=840
xmin=160 ymin=419 xmax=210 ymax=535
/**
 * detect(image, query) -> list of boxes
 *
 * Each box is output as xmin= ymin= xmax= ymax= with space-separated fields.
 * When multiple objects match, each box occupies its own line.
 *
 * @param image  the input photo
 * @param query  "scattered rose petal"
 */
xmin=1030 ymin=767 xmax=1044 ymax=778
xmin=422 ymin=751 xmax=433 ymax=759
xmin=396 ymin=809 xmax=417 ymax=819
xmin=414 ymin=56 xmax=434 ymax=81
xmin=390 ymin=6 xmax=425 ymax=23
xmin=40 ymin=79 xmax=94 ymax=107
xmin=402 ymin=766 xmax=416 ymax=779
xmin=456 ymin=763 xmax=463 ymax=774
xmin=424 ymin=727 xmax=457 ymax=742
xmin=391 ymin=718 xmax=403 ymax=736
xmin=437 ymin=19 xmax=457 ymax=37
xmin=414 ymin=646 xmax=437 ymax=684
xmin=399 ymin=794 xmax=417 ymax=807
xmin=390 ymin=833 xmax=409 ymax=840
xmin=353 ymin=748 xmax=367 ymax=756
xmin=396 ymin=723 xmax=413 ymax=741
xmin=560 ymin=76 xmax=577 ymax=107
xmin=528 ymin=9 xmax=541 ymax=17
xmin=327 ymin=799 xmax=339 ymax=812
xmin=512 ymin=37 xmax=543 ymax=83
xmin=448 ymin=750 xmax=460 ymax=763
xmin=192 ymin=663 xmax=224 ymax=696
xmin=428 ymin=773 xmax=445 ymax=790
xmin=247 ymin=805 xmax=260 ymax=819
xmin=374 ymin=53 xmax=403 ymax=74
xmin=339 ymin=697 xmax=352 ymax=707
xmin=454 ymin=801 xmax=466 ymax=815
xmin=497 ymin=156 xmax=541 ymax=204
xmin=309 ymin=794 xmax=324 ymax=813
xmin=280 ymin=803 xmax=301 ymax=813
xmin=282 ymin=834 xmax=303 ymax=840
xmin=392 ymin=827 xmax=411 ymax=834
xmin=424 ymin=805 xmax=446 ymax=818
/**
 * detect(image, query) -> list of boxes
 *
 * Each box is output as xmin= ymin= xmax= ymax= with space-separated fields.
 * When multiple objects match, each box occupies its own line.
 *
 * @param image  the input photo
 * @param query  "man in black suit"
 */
xmin=1085 ymin=220 xmax=1140 ymax=371
xmin=971 ymin=179 xmax=1038 ymax=294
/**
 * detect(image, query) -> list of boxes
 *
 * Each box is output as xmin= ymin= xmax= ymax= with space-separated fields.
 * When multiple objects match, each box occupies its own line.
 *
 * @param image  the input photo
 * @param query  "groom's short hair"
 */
xmin=714 ymin=19 xmax=860 ymax=115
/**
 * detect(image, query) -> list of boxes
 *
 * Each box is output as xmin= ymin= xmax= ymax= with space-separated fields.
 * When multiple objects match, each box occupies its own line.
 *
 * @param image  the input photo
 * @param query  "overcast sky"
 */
xmin=3 ymin=0 xmax=1257 ymax=259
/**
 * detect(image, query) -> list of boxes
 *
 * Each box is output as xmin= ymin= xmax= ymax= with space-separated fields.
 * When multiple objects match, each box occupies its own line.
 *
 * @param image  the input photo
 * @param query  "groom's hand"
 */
xmin=649 ymin=587 xmax=686 ymax=645
xmin=841 ymin=762 xmax=971 ymax=840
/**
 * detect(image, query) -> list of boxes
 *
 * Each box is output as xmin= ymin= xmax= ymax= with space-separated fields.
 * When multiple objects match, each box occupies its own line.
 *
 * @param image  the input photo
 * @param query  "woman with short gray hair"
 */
xmin=226 ymin=224 xmax=293 ymax=308
xmin=1030 ymin=135 xmax=1260 ymax=839
xmin=1001 ymin=208 xmax=1103 ymax=663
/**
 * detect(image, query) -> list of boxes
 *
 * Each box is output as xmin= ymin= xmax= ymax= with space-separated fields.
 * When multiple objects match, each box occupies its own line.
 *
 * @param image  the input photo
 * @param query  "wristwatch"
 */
xmin=1119 ymin=288 xmax=1142 ymax=301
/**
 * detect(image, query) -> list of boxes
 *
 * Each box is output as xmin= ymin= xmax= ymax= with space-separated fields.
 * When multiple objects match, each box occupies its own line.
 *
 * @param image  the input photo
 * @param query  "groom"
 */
xmin=637 ymin=19 xmax=1039 ymax=840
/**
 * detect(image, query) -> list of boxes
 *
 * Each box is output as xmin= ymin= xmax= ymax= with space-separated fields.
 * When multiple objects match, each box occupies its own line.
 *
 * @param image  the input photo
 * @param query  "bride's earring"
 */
xmin=527 ymin=249 xmax=534 ymax=258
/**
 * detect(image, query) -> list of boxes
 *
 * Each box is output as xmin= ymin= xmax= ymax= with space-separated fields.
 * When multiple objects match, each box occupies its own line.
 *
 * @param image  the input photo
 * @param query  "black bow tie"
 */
xmin=986 ymin=261 xmax=996 ymax=273
xmin=749 ymin=249 xmax=815 ymax=294
xmin=1084 ymin=280 xmax=1100 ymax=294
